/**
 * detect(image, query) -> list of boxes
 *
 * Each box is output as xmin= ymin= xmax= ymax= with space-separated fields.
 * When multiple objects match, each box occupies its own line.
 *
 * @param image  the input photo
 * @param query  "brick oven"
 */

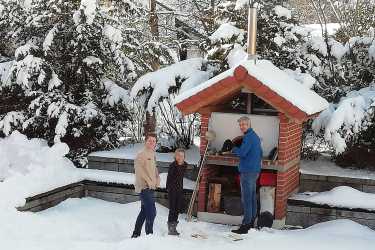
xmin=174 ymin=60 xmax=328 ymax=226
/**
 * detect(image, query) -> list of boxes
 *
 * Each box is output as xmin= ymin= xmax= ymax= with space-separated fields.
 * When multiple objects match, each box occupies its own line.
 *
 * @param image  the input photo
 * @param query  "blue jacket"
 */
xmin=233 ymin=128 xmax=262 ymax=173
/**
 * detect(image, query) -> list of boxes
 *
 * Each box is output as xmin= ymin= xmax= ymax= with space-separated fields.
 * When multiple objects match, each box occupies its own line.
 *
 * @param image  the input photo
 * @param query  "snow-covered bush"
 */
xmin=332 ymin=0 xmax=375 ymax=42
xmin=303 ymin=29 xmax=375 ymax=103
xmin=313 ymin=86 xmax=375 ymax=154
xmin=0 ymin=0 xmax=156 ymax=166
xmin=130 ymin=58 xmax=213 ymax=149
xmin=301 ymin=26 xmax=375 ymax=164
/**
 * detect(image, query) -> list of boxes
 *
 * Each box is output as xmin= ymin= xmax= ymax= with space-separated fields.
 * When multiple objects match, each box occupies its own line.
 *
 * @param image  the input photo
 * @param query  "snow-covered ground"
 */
xmin=301 ymin=158 xmax=375 ymax=180
xmin=0 ymin=132 xmax=194 ymax=209
xmin=90 ymin=142 xmax=201 ymax=165
xmin=1 ymin=132 xmax=375 ymax=249
xmin=0 ymin=197 xmax=374 ymax=250
xmin=293 ymin=186 xmax=375 ymax=211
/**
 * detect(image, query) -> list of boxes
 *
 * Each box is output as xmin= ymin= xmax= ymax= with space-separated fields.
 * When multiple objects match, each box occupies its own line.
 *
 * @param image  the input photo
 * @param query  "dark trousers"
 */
xmin=134 ymin=189 xmax=156 ymax=235
xmin=168 ymin=189 xmax=183 ymax=222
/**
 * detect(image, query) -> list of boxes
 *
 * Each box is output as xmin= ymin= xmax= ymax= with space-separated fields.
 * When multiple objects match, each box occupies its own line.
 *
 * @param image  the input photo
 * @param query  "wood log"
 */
xmin=207 ymin=183 xmax=221 ymax=213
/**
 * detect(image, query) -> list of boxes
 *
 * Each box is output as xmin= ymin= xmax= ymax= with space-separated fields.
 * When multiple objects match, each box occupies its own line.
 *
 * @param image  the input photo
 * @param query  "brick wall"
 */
xmin=275 ymin=113 xmax=303 ymax=219
xmin=197 ymin=112 xmax=304 ymax=220
xmin=275 ymin=163 xmax=300 ymax=219
xmin=197 ymin=165 xmax=218 ymax=212
xmin=200 ymin=113 xmax=210 ymax=155
xmin=198 ymin=112 xmax=211 ymax=212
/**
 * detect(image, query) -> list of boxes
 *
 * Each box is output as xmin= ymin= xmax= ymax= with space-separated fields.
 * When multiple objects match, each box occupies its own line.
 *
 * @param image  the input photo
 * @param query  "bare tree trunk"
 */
xmin=149 ymin=0 xmax=159 ymax=39
xmin=144 ymin=0 xmax=159 ymax=137
xmin=144 ymin=109 xmax=157 ymax=137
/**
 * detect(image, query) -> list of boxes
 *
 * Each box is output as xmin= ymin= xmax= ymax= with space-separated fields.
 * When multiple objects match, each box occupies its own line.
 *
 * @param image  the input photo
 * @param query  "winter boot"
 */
xmin=231 ymin=223 xmax=253 ymax=234
xmin=168 ymin=222 xmax=180 ymax=236
xmin=131 ymin=231 xmax=141 ymax=238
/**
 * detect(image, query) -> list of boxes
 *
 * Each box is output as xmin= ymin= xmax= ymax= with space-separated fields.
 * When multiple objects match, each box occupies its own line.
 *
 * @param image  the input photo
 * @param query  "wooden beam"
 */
xmin=198 ymin=104 xmax=227 ymax=114
xmin=179 ymin=83 xmax=240 ymax=115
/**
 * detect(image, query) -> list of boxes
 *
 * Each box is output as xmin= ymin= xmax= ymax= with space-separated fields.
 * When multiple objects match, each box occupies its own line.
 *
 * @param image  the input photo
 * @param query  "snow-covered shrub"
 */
xmin=304 ymin=29 xmax=375 ymax=103
xmin=124 ymin=98 xmax=147 ymax=144
xmin=0 ymin=0 xmax=155 ymax=166
xmin=301 ymin=24 xmax=375 ymax=164
xmin=130 ymin=58 xmax=212 ymax=149
xmin=333 ymin=0 xmax=375 ymax=42
xmin=312 ymin=86 xmax=375 ymax=162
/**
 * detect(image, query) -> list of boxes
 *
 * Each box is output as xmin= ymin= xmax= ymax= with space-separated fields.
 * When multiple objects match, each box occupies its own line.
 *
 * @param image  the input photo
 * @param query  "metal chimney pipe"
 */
xmin=247 ymin=2 xmax=257 ymax=61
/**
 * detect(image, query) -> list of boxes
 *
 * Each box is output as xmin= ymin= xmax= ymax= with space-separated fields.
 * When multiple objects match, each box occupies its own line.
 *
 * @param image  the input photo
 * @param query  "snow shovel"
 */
xmin=186 ymin=130 xmax=216 ymax=222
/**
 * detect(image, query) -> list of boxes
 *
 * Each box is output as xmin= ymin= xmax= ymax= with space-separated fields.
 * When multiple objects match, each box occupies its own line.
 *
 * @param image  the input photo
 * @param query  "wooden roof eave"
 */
xmin=176 ymin=65 xmax=324 ymax=122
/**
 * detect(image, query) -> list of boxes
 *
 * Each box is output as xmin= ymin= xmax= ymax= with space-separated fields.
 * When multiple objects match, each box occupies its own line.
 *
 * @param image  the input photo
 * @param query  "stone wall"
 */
xmin=300 ymin=173 xmax=375 ymax=194
xmin=18 ymin=180 xmax=194 ymax=213
xmin=87 ymin=155 xmax=198 ymax=180
xmin=287 ymin=198 xmax=375 ymax=229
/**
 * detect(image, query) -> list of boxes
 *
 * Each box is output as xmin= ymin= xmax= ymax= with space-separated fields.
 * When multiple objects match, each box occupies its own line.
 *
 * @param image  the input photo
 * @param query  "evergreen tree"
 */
xmin=203 ymin=0 xmax=308 ymax=73
xmin=0 ymin=0 xmax=152 ymax=166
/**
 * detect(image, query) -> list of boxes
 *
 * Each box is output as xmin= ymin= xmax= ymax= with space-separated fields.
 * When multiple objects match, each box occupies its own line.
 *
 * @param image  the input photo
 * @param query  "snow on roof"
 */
xmin=241 ymin=60 xmax=328 ymax=115
xmin=174 ymin=60 xmax=329 ymax=115
xmin=173 ymin=67 xmax=235 ymax=105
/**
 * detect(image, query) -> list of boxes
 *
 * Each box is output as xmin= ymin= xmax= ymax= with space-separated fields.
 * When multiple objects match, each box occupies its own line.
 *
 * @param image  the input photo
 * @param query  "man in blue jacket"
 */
xmin=231 ymin=116 xmax=262 ymax=234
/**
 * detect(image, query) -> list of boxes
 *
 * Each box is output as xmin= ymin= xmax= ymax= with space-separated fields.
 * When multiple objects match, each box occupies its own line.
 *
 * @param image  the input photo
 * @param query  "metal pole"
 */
xmin=247 ymin=1 xmax=257 ymax=62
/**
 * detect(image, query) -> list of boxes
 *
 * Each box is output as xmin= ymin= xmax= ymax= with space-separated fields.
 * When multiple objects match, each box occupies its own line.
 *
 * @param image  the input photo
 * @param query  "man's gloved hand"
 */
xmin=232 ymin=136 xmax=243 ymax=147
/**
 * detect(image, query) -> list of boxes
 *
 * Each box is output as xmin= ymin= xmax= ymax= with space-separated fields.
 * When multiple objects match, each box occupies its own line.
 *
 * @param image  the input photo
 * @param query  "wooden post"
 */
xmin=207 ymin=183 xmax=221 ymax=213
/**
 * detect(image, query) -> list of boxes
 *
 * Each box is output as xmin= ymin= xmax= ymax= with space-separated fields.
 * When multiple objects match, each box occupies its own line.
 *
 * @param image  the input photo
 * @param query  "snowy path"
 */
xmin=0 ymin=197 xmax=374 ymax=250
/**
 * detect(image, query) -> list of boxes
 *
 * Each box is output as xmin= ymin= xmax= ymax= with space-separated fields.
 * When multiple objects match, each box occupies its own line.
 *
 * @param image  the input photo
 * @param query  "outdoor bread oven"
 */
xmin=174 ymin=59 xmax=328 ymax=226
